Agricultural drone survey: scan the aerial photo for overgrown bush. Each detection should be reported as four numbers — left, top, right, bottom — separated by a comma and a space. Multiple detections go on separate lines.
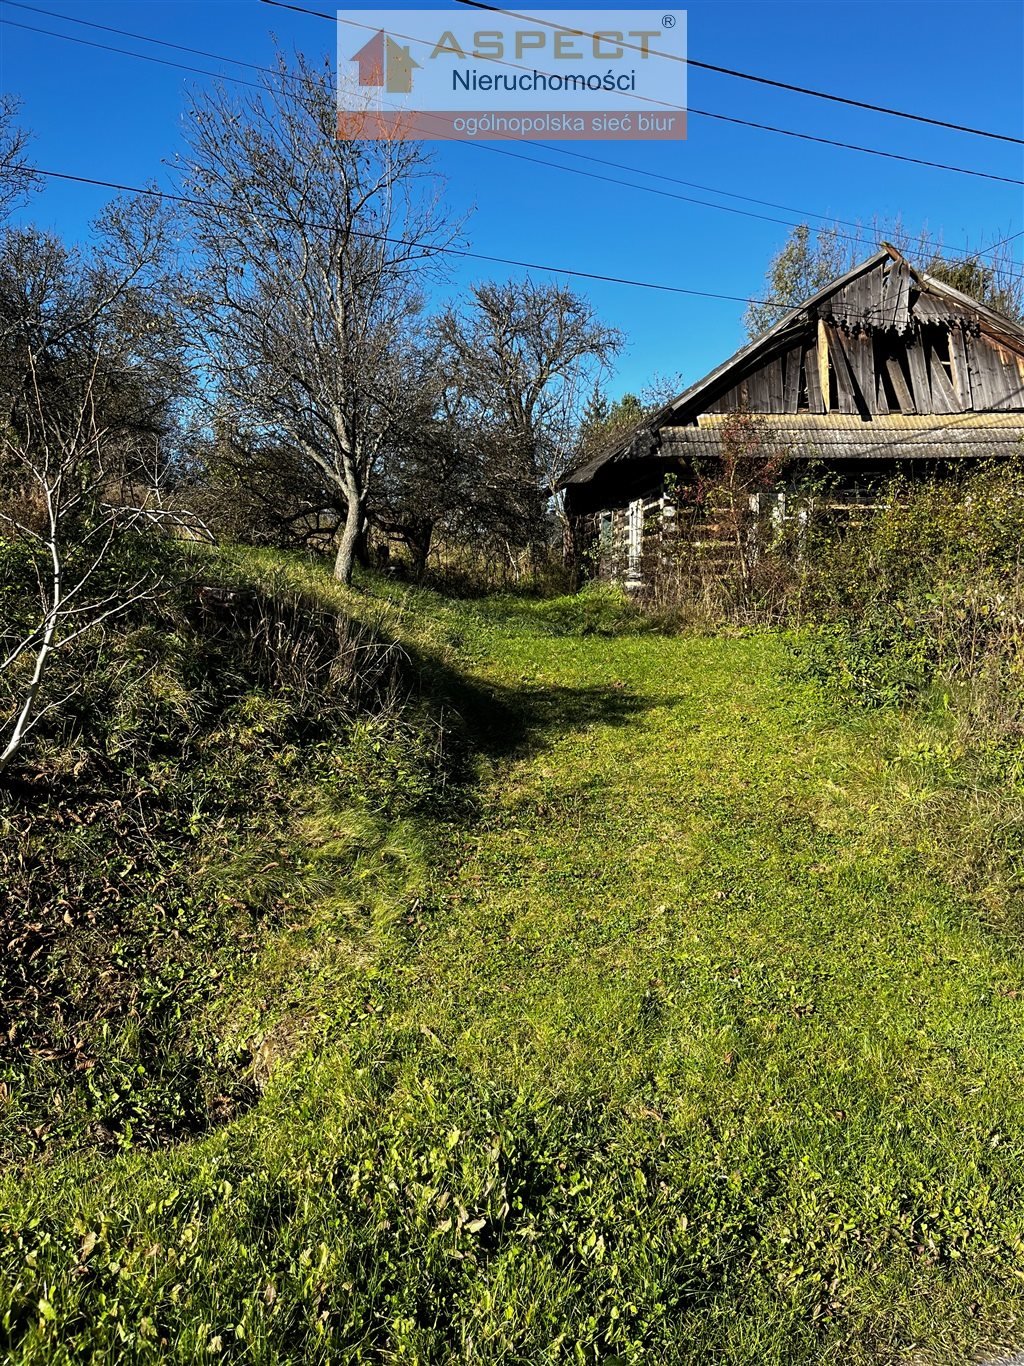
0, 542, 456, 1158
797, 461, 1024, 720
418, 538, 574, 599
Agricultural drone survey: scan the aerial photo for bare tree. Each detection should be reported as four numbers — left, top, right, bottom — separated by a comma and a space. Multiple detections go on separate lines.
0, 204, 188, 448
0, 95, 37, 222
0, 197, 189, 777
181, 53, 457, 584
434, 279, 623, 553
0, 354, 154, 776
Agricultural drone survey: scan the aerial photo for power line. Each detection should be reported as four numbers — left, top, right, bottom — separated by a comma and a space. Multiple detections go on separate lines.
687, 60, 1024, 148
0, 0, 936, 243
0, 14, 874, 249
536, 150, 1024, 262
260, 0, 1024, 187
2, 0, 309, 79
0, 2, 891, 241
20, 164, 792, 306
447, 136, 1024, 277
5, 1, 1022, 272
454, 0, 1024, 147
689, 106, 1024, 189
0, 16, 268, 92
22, 162, 924, 324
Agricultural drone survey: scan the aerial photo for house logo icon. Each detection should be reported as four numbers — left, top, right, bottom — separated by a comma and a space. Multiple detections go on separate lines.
351, 30, 421, 95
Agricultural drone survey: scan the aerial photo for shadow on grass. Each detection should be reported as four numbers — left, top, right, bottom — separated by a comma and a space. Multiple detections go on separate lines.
403, 640, 676, 767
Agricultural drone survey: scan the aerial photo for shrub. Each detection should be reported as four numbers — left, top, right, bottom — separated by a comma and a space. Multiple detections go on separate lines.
0, 545, 452, 1157
797, 460, 1024, 721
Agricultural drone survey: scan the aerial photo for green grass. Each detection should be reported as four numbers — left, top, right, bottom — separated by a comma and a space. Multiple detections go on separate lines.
3, 564, 1024, 1363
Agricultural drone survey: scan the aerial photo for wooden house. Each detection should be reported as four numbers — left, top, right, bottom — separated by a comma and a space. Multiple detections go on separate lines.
562, 245, 1024, 588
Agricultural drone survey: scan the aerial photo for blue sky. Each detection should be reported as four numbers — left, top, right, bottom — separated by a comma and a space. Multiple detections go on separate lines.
3, 0, 1023, 396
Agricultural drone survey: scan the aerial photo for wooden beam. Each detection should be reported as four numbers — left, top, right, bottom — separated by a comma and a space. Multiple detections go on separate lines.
947, 327, 973, 409
804, 340, 823, 412
817, 319, 830, 412
884, 355, 916, 414
926, 340, 960, 414
905, 335, 932, 410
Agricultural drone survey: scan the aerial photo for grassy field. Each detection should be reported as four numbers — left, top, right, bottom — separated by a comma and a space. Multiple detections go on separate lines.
3, 563, 1024, 1363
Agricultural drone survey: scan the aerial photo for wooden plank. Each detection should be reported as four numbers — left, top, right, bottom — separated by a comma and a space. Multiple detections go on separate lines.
784, 345, 803, 412
968, 335, 999, 409
896, 269, 911, 332
905, 334, 932, 410
847, 331, 877, 415
826, 326, 864, 416
925, 339, 960, 414
947, 326, 973, 409
771, 356, 785, 412
871, 262, 885, 329
817, 319, 831, 411
884, 354, 916, 413
885, 261, 911, 332
880, 262, 900, 327
972, 336, 993, 409
804, 339, 823, 412
746, 367, 769, 410
879, 266, 894, 327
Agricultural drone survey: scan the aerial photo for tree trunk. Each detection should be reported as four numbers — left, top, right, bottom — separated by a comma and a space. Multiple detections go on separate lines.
562, 512, 583, 591
333, 490, 363, 584
410, 521, 433, 582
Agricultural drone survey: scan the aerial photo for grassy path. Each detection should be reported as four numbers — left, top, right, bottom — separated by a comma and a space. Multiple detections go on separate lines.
4, 592, 1024, 1363
378, 609, 1024, 1362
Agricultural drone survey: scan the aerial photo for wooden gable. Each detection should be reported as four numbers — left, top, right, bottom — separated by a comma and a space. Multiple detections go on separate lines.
562, 246, 1024, 503
686, 254, 1024, 421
